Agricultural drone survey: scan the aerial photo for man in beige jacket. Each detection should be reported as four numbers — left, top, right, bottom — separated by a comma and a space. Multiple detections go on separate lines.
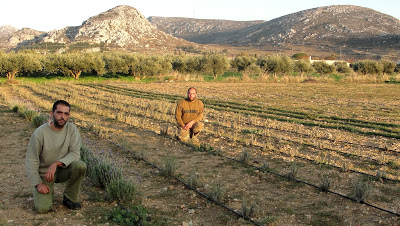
175, 87, 204, 145
26, 100, 86, 213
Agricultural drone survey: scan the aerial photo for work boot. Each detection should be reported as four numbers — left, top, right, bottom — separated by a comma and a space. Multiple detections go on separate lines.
63, 195, 82, 210
191, 135, 200, 147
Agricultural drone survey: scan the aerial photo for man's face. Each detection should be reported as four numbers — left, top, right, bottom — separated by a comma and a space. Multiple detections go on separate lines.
187, 88, 197, 101
51, 104, 70, 128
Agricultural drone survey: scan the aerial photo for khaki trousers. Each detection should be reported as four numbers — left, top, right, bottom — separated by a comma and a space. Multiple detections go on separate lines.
33, 160, 86, 213
178, 122, 204, 141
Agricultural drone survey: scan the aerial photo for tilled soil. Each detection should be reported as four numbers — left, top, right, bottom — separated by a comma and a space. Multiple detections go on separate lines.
1, 101, 399, 225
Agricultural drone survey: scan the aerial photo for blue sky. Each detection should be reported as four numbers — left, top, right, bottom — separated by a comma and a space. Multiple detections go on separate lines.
1, 0, 399, 31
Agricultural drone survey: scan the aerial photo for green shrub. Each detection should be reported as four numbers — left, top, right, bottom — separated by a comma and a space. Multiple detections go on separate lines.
32, 115, 49, 128
335, 62, 352, 73
208, 182, 226, 202
352, 178, 372, 202
106, 178, 138, 204
239, 150, 250, 163
260, 160, 270, 172
80, 146, 123, 188
351, 60, 383, 75
241, 199, 258, 217
258, 55, 294, 76
11, 105, 23, 112
22, 110, 39, 121
319, 175, 331, 192
380, 59, 396, 75
187, 171, 199, 188
312, 61, 336, 75
94, 161, 123, 188
160, 157, 177, 178
107, 205, 148, 226
294, 59, 314, 75
287, 162, 299, 180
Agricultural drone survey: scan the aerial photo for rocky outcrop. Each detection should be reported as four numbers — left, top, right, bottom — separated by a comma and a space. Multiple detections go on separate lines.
148, 17, 264, 43
0, 27, 44, 49
38, 5, 195, 50
0, 26, 18, 38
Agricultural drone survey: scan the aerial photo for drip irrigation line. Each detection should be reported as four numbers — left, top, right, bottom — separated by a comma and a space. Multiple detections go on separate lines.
146, 158, 261, 226
82, 84, 400, 139
98, 134, 261, 225
196, 144, 400, 218
225, 123, 385, 164
202, 127, 400, 183
25, 84, 399, 217
29, 82, 400, 183
237, 120, 400, 155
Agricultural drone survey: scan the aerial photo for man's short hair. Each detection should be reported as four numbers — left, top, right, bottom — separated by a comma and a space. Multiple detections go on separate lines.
187, 87, 197, 94
52, 100, 71, 112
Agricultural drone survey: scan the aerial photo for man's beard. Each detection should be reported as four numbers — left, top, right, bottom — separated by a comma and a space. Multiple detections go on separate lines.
53, 118, 67, 128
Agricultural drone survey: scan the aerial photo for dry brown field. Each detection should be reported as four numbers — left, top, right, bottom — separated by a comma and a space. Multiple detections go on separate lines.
0, 81, 399, 225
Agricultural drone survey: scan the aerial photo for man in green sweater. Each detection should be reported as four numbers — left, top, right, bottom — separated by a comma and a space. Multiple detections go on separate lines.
26, 100, 86, 213
175, 87, 204, 145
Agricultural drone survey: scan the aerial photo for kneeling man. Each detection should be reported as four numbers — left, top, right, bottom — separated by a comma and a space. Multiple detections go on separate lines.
26, 100, 86, 213
175, 87, 204, 145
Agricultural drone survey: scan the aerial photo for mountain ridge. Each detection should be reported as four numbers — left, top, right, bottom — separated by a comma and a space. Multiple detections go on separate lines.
0, 4, 399, 59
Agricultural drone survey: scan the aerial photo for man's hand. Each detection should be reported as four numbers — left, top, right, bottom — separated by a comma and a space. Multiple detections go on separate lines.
36, 183, 50, 194
184, 120, 195, 130
45, 161, 64, 182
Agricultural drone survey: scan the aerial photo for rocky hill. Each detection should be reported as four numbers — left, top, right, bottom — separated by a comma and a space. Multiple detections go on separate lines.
149, 5, 400, 58
210, 5, 400, 46
1, 5, 399, 58
5, 5, 198, 52
0, 26, 44, 50
148, 17, 264, 43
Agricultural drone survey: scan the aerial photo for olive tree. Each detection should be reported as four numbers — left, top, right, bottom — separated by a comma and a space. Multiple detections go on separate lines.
257, 55, 294, 76
294, 59, 314, 75
200, 54, 230, 79
135, 55, 172, 78
312, 61, 336, 75
103, 52, 129, 75
45, 52, 105, 79
0, 51, 42, 79
335, 62, 352, 74
351, 60, 383, 75
231, 55, 258, 72
380, 59, 396, 75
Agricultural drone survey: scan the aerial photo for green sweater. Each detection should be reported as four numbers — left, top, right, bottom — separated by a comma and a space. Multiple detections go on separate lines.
25, 122, 82, 188
175, 98, 204, 128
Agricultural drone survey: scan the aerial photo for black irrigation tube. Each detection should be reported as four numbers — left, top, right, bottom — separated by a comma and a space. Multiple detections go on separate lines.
203, 124, 400, 183
194, 144, 400, 218
254, 141, 400, 183
4, 93, 260, 225
8, 91, 399, 220
239, 120, 400, 156
213, 120, 390, 166
102, 127, 400, 218
81, 83, 400, 139
94, 132, 261, 226
40, 83, 400, 182
58, 82, 400, 159
78, 116, 400, 219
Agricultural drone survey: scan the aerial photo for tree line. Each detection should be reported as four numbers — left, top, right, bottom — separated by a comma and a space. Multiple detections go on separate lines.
0, 50, 398, 80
